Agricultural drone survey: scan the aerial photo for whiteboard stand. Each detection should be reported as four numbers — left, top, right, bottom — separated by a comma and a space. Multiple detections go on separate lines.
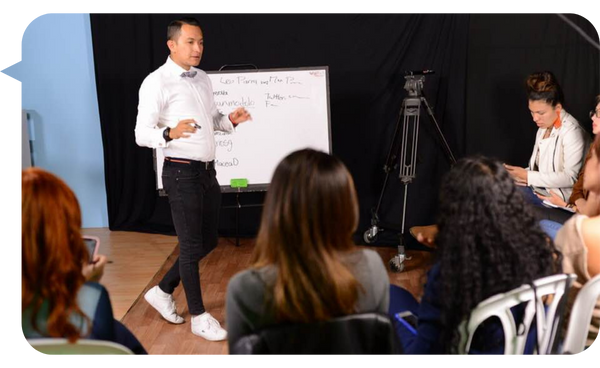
235, 191, 240, 247
221, 190, 264, 247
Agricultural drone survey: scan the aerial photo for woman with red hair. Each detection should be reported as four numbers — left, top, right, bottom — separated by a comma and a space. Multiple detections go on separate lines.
22, 167, 145, 353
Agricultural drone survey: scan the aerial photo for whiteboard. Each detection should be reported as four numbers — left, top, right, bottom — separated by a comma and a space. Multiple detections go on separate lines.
155, 67, 331, 192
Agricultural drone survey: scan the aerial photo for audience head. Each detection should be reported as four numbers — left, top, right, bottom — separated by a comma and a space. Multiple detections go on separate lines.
583, 134, 600, 194
591, 95, 600, 135
22, 167, 90, 342
435, 156, 559, 350
253, 149, 360, 323
526, 71, 564, 129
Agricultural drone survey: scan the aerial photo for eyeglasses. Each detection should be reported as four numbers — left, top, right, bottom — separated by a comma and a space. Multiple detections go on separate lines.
590, 109, 600, 118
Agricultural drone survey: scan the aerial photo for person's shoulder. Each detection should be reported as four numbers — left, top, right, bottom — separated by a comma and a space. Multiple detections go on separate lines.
355, 248, 388, 274
145, 68, 160, 79
192, 67, 207, 75
581, 216, 600, 246
561, 111, 586, 132
76, 282, 110, 315
555, 214, 587, 252
195, 69, 213, 85
79, 282, 109, 301
359, 248, 384, 263
140, 63, 170, 87
227, 267, 271, 295
227, 269, 253, 289
561, 110, 578, 124
189, 67, 208, 79
226, 267, 273, 312
80, 281, 107, 294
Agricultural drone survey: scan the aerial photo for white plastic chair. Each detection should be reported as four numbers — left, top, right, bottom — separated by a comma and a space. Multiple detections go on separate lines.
28, 338, 134, 355
457, 273, 576, 354
561, 274, 600, 354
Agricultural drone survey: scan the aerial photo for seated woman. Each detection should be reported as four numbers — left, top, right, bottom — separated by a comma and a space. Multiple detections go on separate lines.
225, 149, 390, 351
21, 168, 146, 354
529, 95, 600, 240
554, 134, 600, 348
412, 92, 598, 245
537, 95, 600, 216
505, 71, 590, 223
390, 156, 561, 354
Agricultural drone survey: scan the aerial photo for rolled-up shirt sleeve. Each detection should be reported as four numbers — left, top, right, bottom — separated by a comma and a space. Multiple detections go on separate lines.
206, 75, 235, 133
135, 77, 169, 148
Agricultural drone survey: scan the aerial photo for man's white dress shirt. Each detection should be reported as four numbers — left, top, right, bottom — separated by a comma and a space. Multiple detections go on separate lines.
135, 56, 234, 161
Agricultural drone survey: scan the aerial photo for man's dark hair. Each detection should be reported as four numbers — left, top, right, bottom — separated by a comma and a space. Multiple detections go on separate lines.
167, 17, 202, 41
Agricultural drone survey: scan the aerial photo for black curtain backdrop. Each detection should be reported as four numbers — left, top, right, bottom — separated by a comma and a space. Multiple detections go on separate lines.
90, 14, 598, 248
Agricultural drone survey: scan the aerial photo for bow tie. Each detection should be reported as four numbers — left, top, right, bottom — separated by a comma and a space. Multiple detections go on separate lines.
181, 71, 197, 78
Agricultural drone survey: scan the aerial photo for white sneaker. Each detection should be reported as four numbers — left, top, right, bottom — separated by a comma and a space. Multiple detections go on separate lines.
144, 286, 184, 324
191, 313, 227, 341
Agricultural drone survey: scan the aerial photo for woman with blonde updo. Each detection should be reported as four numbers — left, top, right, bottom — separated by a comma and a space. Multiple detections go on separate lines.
505, 71, 590, 207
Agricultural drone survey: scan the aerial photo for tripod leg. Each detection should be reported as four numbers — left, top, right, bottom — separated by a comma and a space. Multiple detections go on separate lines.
389, 184, 411, 272
373, 170, 392, 222
398, 97, 421, 183
383, 106, 406, 173
421, 97, 457, 165
389, 235, 406, 272
375, 105, 406, 214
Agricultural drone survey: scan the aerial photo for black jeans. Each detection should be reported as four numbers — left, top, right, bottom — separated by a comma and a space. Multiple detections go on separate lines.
158, 160, 221, 315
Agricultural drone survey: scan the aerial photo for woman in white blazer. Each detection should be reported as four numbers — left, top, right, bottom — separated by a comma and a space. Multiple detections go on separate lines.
505, 71, 590, 204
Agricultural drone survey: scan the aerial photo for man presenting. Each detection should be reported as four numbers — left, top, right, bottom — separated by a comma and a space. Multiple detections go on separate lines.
135, 17, 251, 341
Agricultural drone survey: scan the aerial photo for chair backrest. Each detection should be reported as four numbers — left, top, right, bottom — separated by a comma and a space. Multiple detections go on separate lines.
230, 312, 401, 354
561, 273, 600, 354
457, 273, 576, 354
28, 338, 134, 354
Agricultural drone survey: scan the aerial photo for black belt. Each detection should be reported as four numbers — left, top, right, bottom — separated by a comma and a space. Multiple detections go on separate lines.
164, 157, 215, 170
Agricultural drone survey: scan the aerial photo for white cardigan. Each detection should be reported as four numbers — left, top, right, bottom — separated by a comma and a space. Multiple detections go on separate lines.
527, 110, 590, 201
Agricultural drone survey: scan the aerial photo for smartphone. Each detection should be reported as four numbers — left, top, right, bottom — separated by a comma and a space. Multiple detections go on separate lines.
532, 186, 550, 197
395, 310, 418, 332
82, 236, 100, 264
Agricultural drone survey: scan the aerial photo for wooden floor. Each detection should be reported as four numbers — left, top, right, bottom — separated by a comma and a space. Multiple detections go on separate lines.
83, 228, 434, 354
80, 229, 178, 319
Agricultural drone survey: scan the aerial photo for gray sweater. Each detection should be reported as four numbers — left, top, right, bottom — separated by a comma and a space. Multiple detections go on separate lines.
225, 248, 389, 348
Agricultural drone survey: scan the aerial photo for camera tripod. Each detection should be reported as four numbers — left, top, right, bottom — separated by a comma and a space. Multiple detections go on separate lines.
363, 70, 456, 272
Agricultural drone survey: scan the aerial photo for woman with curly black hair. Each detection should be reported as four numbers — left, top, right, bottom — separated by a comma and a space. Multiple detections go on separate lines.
390, 156, 561, 354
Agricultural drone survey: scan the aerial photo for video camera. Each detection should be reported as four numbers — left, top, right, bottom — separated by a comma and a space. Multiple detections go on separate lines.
403, 70, 434, 97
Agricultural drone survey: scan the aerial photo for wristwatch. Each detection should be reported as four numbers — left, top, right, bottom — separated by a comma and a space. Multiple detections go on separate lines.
163, 127, 173, 142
